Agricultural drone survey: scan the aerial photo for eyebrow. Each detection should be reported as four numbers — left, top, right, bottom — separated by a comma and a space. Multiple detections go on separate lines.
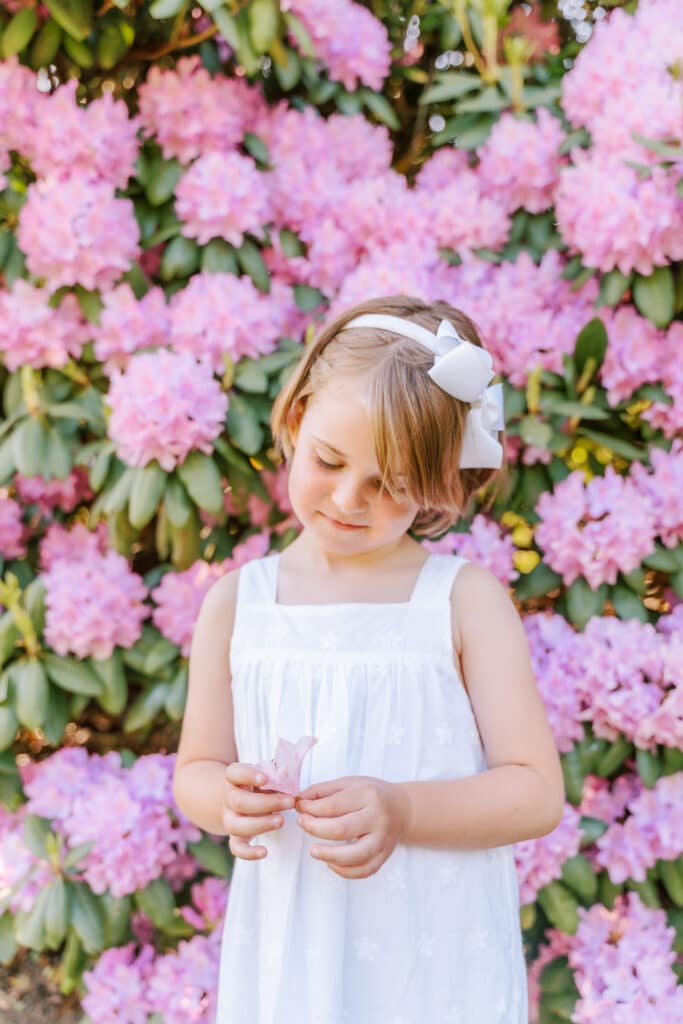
312, 436, 347, 458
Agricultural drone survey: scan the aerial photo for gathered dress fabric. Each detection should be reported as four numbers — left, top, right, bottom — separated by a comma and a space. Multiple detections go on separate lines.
215, 551, 528, 1024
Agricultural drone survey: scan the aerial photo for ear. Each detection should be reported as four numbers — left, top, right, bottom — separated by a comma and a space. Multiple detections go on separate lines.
286, 399, 306, 447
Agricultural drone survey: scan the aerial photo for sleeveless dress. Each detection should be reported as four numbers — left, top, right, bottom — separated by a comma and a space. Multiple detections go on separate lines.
215, 551, 528, 1024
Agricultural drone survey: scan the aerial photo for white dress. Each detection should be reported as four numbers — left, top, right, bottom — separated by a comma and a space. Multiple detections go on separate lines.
215, 551, 528, 1024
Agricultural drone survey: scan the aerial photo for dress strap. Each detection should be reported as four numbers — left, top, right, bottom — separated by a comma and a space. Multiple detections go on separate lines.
410, 552, 470, 607
235, 553, 279, 606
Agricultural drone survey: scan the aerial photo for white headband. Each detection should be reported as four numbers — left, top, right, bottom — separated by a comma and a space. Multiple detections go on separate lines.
343, 314, 504, 469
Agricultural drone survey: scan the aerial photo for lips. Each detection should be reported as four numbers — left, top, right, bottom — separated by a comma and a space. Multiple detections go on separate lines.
323, 513, 366, 529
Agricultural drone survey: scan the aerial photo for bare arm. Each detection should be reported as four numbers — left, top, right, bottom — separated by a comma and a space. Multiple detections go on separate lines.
396, 563, 565, 849
172, 568, 240, 836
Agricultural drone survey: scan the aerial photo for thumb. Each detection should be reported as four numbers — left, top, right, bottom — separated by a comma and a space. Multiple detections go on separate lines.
297, 777, 350, 802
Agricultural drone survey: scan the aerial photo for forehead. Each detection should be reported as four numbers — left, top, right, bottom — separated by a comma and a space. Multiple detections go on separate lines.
303, 387, 376, 460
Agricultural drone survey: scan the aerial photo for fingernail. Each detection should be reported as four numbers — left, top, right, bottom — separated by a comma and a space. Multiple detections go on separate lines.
297, 815, 303, 825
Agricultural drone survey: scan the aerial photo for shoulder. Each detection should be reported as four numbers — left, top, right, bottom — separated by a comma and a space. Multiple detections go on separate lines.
449, 560, 520, 652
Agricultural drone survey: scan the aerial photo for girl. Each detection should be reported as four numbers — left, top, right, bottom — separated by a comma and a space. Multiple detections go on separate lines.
173, 294, 565, 1024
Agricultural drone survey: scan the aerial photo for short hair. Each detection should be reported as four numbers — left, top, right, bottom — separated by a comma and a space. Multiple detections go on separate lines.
270, 294, 507, 537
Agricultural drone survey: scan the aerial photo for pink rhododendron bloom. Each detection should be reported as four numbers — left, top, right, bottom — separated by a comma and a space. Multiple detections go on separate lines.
0, 495, 26, 559
523, 612, 584, 753
256, 736, 318, 796
145, 933, 221, 1024
152, 561, 231, 657
594, 773, 683, 884
137, 55, 266, 163
568, 892, 683, 1021
580, 772, 643, 828
630, 440, 683, 548
0, 56, 40, 162
107, 349, 228, 471
82, 942, 157, 1024
26, 78, 140, 188
555, 153, 683, 276
0, 281, 90, 371
93, 283, 171, 370
443, 250, 600, 386
43, 548, 148, 659
599, 305, 667, 405
39, 520, 109, 571
175, 151, 272, 246
14, 467, 92, 517
17, 176, 140, 291
415, 166, 511, 254
179, 877, 229, 932
284, 0, 391, 91
169, 274, 292, 375
476, 108, 566, 214
514, 802, 582, 904
534, 467, 657, 588
641, 321, 683, 440
422, 514, 518, 586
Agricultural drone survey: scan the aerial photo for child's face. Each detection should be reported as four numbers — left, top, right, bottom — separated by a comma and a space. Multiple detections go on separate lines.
287, 384, 420, 556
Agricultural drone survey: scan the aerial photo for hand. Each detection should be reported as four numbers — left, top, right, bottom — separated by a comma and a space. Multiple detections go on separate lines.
223, 761, 296, 861
295, 776, 410, 880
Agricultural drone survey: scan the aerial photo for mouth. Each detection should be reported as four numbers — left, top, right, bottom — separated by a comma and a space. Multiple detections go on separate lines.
322, 513, 367, 530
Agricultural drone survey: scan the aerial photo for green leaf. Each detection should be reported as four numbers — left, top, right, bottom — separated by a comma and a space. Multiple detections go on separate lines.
0, 706, 18, 751
235, 237, 270, 293
71, 881, 106, 953
164, 663, 187, 719
519, 415, 552, 448
43, 653, 103, 696
149, 0, 187, 17
88, 444, 114, 492
458, 86, 509, 114
211, 4, 239, 46
14, 885, 50, 951
282, 11, 315, 57
235, 360, 269, 394
12, 417, 49, 477
44, 426, 72, 481
62, 31, 94, 67
28, 17, 62, 68
561, 854, 598, 903
145, 157, 183, 207
43, 877, 69, 950
594, 735, 632, 777
565, 578, 606, 630
123, 681, 168, 731
122, 625, 178, 675
22, 814, 53, 859
164, 475, 193, 528
176, 451, 224, 515
247, 0, 279, 53
293, 284, 325, 312
419, 71, 481, 104
573, 318, 608, 376
201, 238, 239, 274
513, 561, 562, 600
538, 396, 609, 420
596, 268, 632, 308
95, 13, 134, 70
610, 583, 649, 622
361, 89, 400, 130
537, 881, 579, 934
632, 266, 675, 328
91, 650, 128, 716
24, 578, 46, 639
102, 466, 136, 514
159, 235, 200, 282
560, 747, 584, 806
636, 747, 661, 788
135, 877, 176, 928
578, 815, 608, 846
576, 427, 647, 462
2, 7, 38, 57
0, 911, 18, 965
129, 462, 166, 529
44, 0, 93, 42
226, 393, 264, 455
187, 834, 231, 877
15, 658, 49, 731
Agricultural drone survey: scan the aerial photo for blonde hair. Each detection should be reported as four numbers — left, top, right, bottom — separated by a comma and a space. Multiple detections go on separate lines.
270, 294, 507, 537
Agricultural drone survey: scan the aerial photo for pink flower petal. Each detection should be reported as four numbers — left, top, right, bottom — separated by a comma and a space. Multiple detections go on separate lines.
256, 736, 318, 796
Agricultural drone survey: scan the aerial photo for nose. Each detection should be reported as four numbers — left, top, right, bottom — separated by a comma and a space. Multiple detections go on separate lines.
331, 474, 367, 514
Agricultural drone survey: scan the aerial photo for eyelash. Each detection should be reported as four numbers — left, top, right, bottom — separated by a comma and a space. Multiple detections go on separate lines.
314, 454, 383, 489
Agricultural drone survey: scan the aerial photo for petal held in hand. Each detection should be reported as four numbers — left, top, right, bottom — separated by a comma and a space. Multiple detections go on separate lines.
255, 735, 318, 796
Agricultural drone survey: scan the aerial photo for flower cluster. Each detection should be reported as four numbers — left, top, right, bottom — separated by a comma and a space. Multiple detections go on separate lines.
0, 282, 90, 371
514, 803, 582, 905
175, 151, 272, 247
0, 494, 26, 559
92, 284, 171, 370
422, 514, 518, 586
42, 539, 148, 660
476, 109, 566, 214
534, 467, 657, 588
14, 467, 92, 517
106, 350, 228, 470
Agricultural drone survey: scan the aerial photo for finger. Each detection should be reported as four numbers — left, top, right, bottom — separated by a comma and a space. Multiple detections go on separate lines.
225, 762, 266, 789
297, 778, 350, 802
229, 788, 295, 816
297, 790, 358, 818
298, 810, 366, 842
224, 810, 285, 838
328, 854, 385, 880
229, 835, 267, 860
310, 834, 376, 867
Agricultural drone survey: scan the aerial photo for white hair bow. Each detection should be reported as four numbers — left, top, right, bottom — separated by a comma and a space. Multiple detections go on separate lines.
343, 314, 504, 469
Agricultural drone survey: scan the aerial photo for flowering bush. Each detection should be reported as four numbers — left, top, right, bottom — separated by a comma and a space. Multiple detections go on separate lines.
1, 1, 682, 1020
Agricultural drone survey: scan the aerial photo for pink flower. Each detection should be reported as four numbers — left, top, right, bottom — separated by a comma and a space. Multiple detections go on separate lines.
284, 0, 391, 91
92, 284, 171, 370
43, 548, 148, 660
630, 441, 683, 548
175, 151, 272, 247
17, 176, 140, 291
0, 281, 90, 371
39, 521, 109, 571
152, 561, 231, 657
534, 467, 657, 588
256, 736, 318, 796
514, 802, 582, 904
137, 55, 266, 163
0, 495, 26, 559
106, 350, 228, 471
476, 108, 566, 214
423, 514, 518, 586
14, 467, 92, 517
